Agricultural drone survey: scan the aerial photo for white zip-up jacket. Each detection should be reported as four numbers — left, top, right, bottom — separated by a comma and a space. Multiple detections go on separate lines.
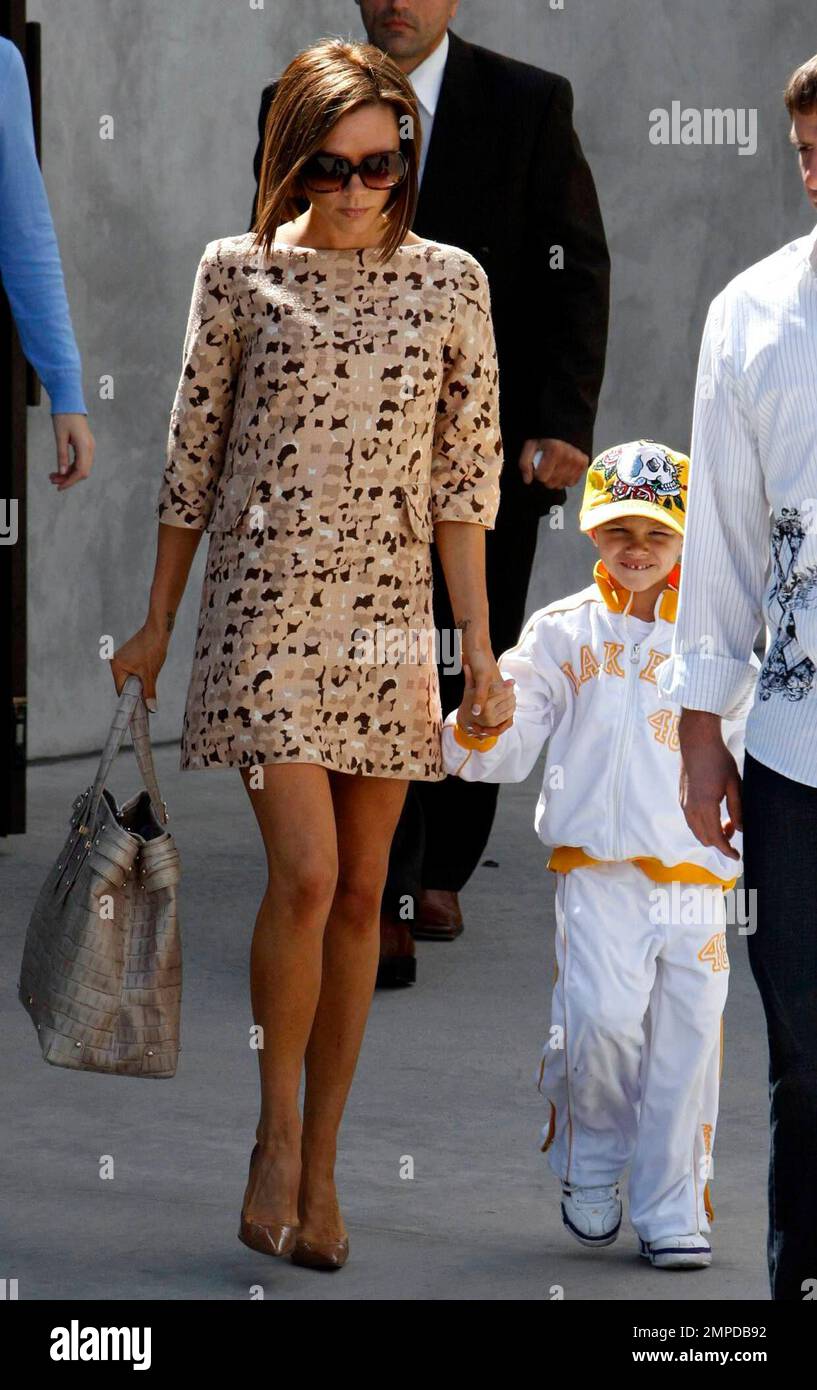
441, 560, 760, 888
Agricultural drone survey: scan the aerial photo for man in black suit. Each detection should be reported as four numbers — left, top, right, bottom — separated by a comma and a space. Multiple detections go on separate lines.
250, 2, 610, 985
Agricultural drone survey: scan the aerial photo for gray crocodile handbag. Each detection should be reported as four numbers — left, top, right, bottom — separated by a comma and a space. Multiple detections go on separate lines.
18, 675, 182, 1077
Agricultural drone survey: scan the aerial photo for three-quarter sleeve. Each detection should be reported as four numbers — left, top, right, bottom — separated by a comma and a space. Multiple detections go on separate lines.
430, 258, 503, 528
155, 240, 243, 529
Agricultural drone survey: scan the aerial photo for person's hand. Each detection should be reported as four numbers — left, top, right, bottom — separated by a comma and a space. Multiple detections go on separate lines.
518, 437, 588, 490
678, 709, 742, 861
49, 413, 95, 490
458, 659, 515, 739
109, 621, 169, 711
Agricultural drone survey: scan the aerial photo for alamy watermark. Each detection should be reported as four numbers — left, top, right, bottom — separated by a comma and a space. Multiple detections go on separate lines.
649, 102, 758, 156
649, 883, 757, 935
0, 499, 18, 545
349, 623, 462, 672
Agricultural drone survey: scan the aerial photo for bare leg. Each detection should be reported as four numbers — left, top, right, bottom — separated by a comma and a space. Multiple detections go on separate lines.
299, 772, 410, 1241
238, 763, 339, 1225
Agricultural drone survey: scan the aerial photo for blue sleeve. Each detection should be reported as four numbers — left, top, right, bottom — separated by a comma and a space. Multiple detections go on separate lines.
0, 39, 87, 414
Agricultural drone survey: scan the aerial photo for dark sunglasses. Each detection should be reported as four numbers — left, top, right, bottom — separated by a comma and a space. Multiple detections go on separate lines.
300, 150, 408, 193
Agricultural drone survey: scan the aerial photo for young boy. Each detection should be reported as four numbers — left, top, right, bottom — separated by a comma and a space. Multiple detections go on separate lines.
441, 440, 760, 1270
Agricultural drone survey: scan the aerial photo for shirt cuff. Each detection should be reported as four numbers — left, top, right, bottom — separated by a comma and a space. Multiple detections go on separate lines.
656, 652, 758, 717
45, 372, 88, 415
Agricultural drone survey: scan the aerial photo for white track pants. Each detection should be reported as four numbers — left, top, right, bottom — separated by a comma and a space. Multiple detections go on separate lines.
538, 862, 729, 1242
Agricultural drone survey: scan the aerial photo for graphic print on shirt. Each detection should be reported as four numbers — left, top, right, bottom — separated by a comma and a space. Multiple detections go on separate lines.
560, 645, 668, 695
758, 507, 817, 703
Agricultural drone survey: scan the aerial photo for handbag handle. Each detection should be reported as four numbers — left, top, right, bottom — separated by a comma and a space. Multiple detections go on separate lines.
85, 675, 168, 831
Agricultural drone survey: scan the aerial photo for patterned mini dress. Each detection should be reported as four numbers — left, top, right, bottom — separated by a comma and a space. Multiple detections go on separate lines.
156, 232, 503, 779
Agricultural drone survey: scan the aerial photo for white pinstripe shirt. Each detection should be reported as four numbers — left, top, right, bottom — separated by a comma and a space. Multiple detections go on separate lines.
657, 221, 817, 787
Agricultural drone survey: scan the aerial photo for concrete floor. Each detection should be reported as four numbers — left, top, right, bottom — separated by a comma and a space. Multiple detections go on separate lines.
2, 738, 771, 1301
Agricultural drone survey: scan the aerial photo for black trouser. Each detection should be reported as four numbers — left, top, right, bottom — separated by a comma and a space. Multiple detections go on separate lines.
742, 749, 817, 1301
382, 488, 541, 911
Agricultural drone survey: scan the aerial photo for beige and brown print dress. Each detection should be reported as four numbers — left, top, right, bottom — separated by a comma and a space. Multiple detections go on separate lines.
155, 232, 503, 779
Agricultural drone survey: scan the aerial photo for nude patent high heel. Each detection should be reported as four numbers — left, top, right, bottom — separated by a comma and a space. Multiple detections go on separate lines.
290, 1232, 349, 1271
237, 1143, 299, 1257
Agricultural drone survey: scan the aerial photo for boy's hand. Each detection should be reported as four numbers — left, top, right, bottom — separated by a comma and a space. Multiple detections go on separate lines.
457, 661, 516, 739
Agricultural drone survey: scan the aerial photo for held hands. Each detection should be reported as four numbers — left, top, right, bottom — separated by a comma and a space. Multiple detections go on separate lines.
457, 659, 516, 740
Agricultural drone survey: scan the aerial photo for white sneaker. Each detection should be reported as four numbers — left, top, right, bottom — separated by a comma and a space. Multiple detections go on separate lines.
639, 1233, 712, 1269
560, 1182, 622, 1247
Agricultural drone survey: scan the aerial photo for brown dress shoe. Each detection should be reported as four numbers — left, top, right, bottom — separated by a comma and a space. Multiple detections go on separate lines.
376, 910, 416, 987
411, 888, 464, 941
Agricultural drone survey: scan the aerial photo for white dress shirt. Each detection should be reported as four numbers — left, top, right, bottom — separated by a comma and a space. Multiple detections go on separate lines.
407, 29, 449, 187
657, 221, 817, 787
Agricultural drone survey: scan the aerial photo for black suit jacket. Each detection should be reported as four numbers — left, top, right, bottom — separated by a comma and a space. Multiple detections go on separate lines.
249, 28, 610, 520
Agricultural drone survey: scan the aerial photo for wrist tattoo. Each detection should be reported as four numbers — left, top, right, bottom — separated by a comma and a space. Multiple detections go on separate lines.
165, 611, 175, 634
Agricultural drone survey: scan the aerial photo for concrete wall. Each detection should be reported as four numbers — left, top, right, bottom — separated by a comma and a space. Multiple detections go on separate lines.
25, 0, 816, 758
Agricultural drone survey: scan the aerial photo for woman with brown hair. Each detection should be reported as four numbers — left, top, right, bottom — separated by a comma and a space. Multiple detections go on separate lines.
110, 37, 505, 1272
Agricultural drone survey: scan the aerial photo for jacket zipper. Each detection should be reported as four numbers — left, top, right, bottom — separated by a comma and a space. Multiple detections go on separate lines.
610, 640, 641, 860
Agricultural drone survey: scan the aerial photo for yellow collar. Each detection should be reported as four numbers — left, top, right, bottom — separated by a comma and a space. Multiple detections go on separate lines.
593, 559, 679, 623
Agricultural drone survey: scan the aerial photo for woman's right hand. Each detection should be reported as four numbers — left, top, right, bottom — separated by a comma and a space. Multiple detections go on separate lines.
109, 621, 169, 711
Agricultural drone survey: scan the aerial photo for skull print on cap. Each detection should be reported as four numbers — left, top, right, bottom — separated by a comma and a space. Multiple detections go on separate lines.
578, 439, 689, 537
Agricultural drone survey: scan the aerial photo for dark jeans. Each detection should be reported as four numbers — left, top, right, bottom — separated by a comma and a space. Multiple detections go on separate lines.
742, 749, 817, 1301
382, 490, 541, 910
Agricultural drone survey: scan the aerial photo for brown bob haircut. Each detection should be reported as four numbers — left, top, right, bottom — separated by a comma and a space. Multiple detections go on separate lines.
784, 53, 817, 118
251, 38, 421, 265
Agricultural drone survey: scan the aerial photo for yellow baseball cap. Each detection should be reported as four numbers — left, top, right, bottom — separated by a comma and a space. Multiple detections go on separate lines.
579, 440, 689, 537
